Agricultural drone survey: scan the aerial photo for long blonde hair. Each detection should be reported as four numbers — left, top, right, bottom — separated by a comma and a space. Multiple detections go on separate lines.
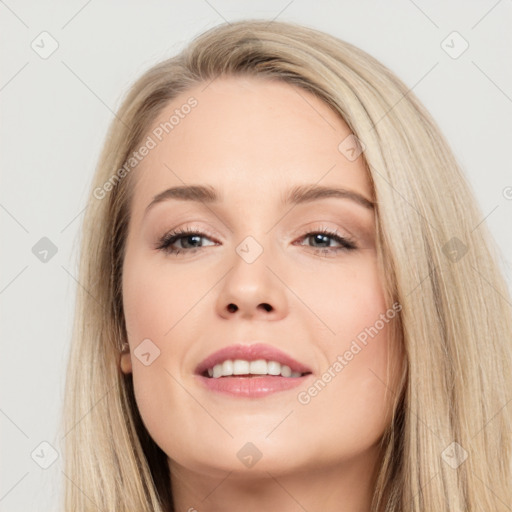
59, 19, 512, 511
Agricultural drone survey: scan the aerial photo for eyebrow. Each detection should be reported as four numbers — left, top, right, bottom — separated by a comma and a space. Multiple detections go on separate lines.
144, 183, 374, 216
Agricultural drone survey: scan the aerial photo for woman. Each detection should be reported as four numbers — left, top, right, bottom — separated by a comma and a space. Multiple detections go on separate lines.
60, 19, 512, 511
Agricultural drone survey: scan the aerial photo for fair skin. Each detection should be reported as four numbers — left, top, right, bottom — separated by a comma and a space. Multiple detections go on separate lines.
120, 76, 403, 512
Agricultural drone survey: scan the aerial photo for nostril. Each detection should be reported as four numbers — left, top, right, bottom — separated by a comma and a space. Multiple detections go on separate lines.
227, 304, 238, 312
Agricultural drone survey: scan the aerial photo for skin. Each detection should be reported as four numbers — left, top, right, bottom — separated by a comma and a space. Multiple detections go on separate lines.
120, 76, 403, 512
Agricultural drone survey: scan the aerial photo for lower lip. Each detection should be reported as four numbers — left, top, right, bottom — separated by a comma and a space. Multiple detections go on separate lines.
195, 374, 310, 398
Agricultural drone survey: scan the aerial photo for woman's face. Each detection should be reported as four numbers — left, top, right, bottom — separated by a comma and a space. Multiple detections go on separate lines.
121, 76, 402, 481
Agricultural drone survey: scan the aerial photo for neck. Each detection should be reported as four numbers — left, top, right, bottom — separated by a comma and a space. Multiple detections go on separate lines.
168, 443, 382, 512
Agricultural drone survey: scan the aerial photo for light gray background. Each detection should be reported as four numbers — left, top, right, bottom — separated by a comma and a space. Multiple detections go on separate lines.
1, 1, 511, 510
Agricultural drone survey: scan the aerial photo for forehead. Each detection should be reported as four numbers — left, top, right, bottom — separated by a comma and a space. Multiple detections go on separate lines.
129, 76, 372, 215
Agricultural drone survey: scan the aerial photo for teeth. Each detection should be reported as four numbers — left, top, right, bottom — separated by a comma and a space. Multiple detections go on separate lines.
233, 359, 250, 375
281, 365, 292, 378
212, 364, 223, 378
249, 359, 267, 374
206, 359, 304, 379
267, 360, 281, 375
222, 360, 234, 376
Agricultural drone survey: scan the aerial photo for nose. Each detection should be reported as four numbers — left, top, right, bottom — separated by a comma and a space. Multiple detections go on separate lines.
215, 239, 289, 321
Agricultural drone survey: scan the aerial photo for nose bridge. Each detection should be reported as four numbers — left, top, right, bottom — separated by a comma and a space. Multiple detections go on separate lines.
231, 231, 274, 294
227, 196, 279, 265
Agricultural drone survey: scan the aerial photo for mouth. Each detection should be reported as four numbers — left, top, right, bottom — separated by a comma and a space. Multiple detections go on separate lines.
194, 343, 313, 398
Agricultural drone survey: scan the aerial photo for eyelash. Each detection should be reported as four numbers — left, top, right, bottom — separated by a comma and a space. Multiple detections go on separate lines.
155, 226, 357, 257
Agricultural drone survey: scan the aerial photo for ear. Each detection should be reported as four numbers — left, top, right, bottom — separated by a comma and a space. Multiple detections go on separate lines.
120, 349, 133, 374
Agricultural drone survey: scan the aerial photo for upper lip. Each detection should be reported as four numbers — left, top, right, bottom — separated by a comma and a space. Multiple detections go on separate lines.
195, 343, 313, 376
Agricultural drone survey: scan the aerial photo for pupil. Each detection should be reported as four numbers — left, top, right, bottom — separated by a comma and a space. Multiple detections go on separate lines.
184, 235, 201, 248
314, 234, 328, 247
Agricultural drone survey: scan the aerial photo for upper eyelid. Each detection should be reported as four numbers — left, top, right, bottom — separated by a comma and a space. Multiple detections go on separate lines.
160, 225, 350, 238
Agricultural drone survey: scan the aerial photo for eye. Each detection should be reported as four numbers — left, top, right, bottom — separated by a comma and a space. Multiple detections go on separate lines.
294, 227, 357, 256
155, 226, 357, 256
155, 227, 218, 256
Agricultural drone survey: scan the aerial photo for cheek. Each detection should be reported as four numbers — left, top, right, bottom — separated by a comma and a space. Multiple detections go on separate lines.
122, 252, 207, 343
121, 251, 202, 444
295, 339, 397, 465
302, 326, 397, 454
293, 253, 398, 441
293, 250, 388, 342
123, 272, 168, 342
